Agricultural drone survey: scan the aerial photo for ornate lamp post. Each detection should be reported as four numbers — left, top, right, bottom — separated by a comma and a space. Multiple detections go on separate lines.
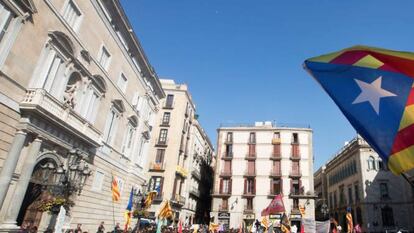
133, 182, 148, 232
36, 149, 92, 212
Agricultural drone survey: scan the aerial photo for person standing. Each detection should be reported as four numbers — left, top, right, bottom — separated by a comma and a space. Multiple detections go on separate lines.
75, 224, 83, 233
354, 222, 361, 233
97, 222, 105, 233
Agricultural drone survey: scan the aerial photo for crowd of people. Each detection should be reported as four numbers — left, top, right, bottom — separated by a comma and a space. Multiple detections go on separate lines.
18, 218, 365, 233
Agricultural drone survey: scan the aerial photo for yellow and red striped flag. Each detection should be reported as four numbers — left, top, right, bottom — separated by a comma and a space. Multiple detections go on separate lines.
111, 177, 120, 202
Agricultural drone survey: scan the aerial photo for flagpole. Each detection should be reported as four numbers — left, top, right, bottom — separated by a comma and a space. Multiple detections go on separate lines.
401, 172, 414, 187
111, 174, 116, 233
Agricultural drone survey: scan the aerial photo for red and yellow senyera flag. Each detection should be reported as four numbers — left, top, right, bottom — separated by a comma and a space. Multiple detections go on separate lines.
111, 177, 121, 202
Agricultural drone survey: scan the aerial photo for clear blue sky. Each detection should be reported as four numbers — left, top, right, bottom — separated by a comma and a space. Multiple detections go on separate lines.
121, 0, 414, 170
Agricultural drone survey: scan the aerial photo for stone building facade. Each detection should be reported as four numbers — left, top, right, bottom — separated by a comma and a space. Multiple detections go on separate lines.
315, 136, 414, 232
211, 122, 315, 230
0, 0, 164, 232
146, 79, 214, 225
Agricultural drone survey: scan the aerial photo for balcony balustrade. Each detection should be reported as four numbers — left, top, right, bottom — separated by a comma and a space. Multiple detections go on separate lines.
21, 88, 101, 147
149, 162, 165, 172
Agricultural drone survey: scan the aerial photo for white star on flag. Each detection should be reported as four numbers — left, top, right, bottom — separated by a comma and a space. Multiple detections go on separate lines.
352, 76, 396, 114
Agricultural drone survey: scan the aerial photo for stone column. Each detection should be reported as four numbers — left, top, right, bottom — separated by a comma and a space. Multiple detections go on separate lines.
1, 137, 42, 228
0, 130, 27, 210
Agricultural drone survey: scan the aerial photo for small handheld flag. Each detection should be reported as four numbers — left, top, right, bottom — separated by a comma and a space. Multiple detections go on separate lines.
111, 177, 120, 202
304, 45, 414, 175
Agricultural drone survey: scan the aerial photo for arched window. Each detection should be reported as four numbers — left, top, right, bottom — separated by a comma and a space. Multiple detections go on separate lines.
30, 31, 75, 93
76, 75, 107, 123
368, 156, 375, 170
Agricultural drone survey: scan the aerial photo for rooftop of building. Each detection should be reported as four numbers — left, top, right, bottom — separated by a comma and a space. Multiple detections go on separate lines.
218, 121, 312, 131
159, 79, 195, 109
315, 135, 371, 175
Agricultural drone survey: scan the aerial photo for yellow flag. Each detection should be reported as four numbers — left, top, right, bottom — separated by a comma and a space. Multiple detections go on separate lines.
158, 200, 173, 219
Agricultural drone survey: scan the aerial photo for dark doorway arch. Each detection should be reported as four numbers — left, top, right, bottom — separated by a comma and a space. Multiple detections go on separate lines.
16, 157, 60, 227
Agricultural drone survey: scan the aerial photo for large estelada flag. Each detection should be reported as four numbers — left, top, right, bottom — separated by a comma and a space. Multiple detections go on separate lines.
261, 194, 285, 216
304, 45, 414, 174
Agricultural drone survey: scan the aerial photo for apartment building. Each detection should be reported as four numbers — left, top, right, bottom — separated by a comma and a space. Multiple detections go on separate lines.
0, 0, 164, 232
146, 79, 214, 225
315, 136, 414, 232
211, 122, 315, 230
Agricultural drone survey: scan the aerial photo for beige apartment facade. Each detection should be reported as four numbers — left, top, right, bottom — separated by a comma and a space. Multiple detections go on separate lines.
0, 0, 164, 232
211, 122, 315, 230
315, 136, 414, 232
146, 79, 214, 225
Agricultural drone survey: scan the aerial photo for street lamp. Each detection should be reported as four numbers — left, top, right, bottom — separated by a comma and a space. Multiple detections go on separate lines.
51, 149, 92, 195
133, 182, 149, 232
34, 149, 92, 212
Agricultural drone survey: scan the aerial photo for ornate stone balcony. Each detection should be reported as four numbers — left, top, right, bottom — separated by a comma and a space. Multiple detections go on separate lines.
20, 88, 101, 147
171, 194, 186, 206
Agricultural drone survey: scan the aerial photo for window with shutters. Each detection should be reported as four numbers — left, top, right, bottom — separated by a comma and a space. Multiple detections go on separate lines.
248, 144, 256, 157
223, 161, 231, 174
272, 160, 281, 175
165, 94, 174, 108
222, 179, 231, 194
249, 132, 256, 144
61, 0, 82, 32
226, 132, 233, 143
368, 156, 375, 170
246, 198, 253, 210
348, 186, 353, 204
121, 119, 137, 158
103, 107, 120, 145
291, 179, 300, 195
0, 2, 23, 68
354, 183, 360, 201
273, 143, 281, 158
155, 149, 165, 165
98, 45, 111, 71
117, 73, 128, 93
0, 2, 15, 43
271, 179, 282, 195
245, 178, 255, 194
291, 161, 300, 176
247, 161, 255, 175
339, 185, 345, 205
225, 144, 233, 157
221, 199, 228, 210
